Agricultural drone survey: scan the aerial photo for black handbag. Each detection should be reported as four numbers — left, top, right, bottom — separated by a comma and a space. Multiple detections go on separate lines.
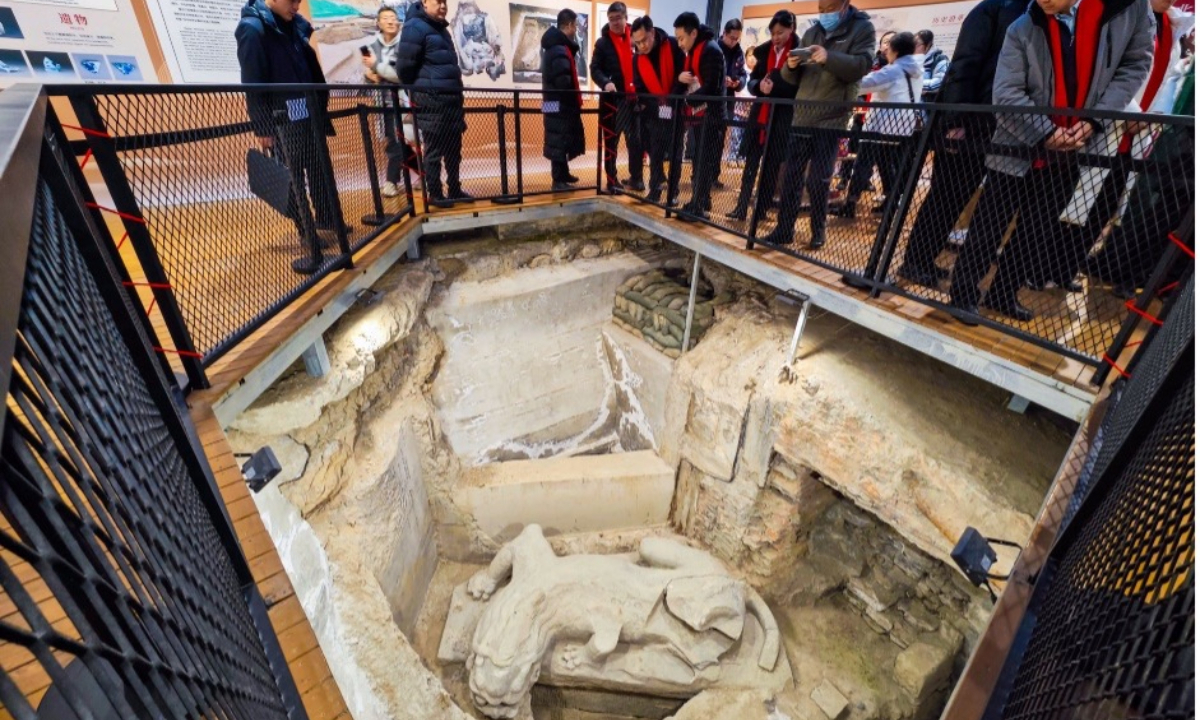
246, 147, 292, 217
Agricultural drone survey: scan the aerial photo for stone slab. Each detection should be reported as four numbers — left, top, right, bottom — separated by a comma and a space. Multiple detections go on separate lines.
809, 679, 849, 720
459, 451, 675, 541
427, 253, 655, 463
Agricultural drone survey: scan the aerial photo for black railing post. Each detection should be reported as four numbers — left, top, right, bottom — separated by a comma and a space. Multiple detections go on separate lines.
864, 105, 938, 296
67, 94, 209, 390
494, 101, 519, 204
595, 92, 605, 192
307, 89, 352, 263
747, 102, 777, 249
394, 88, 417, 218
358, 102, 387, 226
513, 90, 525, 201
1092, 206, 1194, 386
666, 96, 684, 217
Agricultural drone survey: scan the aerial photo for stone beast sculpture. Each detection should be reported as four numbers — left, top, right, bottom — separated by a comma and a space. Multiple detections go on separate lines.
447, 524, 782, 719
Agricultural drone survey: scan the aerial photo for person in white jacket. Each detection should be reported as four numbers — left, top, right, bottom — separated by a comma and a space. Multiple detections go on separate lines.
363, 6, 417, 198
837, 31, 924, 217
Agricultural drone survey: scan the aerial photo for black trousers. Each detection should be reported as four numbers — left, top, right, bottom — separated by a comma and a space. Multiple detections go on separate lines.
775, 128, 842, 237
733, 117, 789, 215
551, 159, 572, 183
686, 118, 724, 210
901, 137, 987, 274
643, 112, 684, 195
421, 124, 463, 196
275, 120, 341, 260
949, 165, 1082, 307
847, 138, 903, 202
600, 94, 643, 184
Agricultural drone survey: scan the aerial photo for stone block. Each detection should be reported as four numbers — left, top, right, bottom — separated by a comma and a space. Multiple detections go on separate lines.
459, 451, 675, 541
893, 641, 956, 703
809, 679, 849, 720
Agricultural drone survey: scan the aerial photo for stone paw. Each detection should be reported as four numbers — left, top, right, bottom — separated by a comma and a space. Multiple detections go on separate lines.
468, 572, 497, 601
561, 645, 585, 671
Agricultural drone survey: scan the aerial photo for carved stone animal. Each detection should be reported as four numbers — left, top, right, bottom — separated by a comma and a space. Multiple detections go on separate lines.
461, 524, 781, 719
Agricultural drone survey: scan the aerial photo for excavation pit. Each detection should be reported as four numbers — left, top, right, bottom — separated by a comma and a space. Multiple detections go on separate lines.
227, 214, 1072, 720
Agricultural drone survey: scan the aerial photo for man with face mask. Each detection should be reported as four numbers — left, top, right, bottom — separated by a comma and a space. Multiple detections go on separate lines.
759, 0, 874, 249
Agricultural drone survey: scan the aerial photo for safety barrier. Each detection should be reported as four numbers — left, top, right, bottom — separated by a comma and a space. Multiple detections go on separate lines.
41, 83, 1193, 389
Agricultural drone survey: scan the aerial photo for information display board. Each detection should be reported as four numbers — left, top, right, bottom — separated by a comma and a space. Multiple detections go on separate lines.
0, 0, 156, 86
143, 0, 243, 83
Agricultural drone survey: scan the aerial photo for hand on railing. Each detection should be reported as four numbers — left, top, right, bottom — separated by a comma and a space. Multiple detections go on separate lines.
257, 135, 274, 150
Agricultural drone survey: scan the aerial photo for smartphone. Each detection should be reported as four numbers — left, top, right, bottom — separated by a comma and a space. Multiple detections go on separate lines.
789, 47, 812, 60
359, 45, 371, 57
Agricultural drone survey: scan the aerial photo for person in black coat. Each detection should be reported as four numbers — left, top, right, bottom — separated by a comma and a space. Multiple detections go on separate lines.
591, 2, 644, 192
397, 0, 473, 207
895, 0, 1025, 288
235, 0, 344, 275
631, 16, 686, 205
674, 12, 726, 221
727, 10, 799, 221
542, 9, 586, 190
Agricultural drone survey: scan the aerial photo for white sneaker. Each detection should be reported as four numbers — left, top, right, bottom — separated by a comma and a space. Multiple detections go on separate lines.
381, 181, 400, 198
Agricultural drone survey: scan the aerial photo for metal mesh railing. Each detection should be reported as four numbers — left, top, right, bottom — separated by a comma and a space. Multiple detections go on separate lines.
0, 127, 302, 719
51, 85, 415, 376
40, 84, 1195, 389
985, 277, 1194, 720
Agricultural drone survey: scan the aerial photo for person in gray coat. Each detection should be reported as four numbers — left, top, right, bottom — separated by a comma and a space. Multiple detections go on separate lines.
947, 0, 1153, 321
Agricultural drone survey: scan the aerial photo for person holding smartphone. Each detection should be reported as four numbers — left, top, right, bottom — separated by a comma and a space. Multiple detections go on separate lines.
362, 6, 415, 199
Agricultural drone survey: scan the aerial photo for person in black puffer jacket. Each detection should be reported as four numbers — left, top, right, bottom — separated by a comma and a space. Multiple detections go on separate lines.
397, 0, 472, 207
541, 9, 586, 189
673, 12, 726, 221
235, 0, 344, 276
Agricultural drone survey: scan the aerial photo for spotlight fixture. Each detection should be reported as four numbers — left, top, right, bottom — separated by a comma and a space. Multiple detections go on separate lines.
952, 526, 1022, 602
355, 288, 384, 307
240, 447, 282, 493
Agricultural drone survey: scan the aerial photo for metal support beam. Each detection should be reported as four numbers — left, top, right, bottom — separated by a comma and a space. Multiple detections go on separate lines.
1007, 394, 1032, 414
681, 251, 702, 354
301, 339, 330, 378
780, 294, 812, 384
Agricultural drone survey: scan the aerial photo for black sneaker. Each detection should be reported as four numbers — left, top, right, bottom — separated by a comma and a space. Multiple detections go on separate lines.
606, 178, 624, 193
292, 256, 323, 275
626, 179, 646, 192
678, 203, 708, 222
566, 174, 581, 183
552, 181, 574, 192
726, 207, 748, 221
760, 228, 795, 246
982, 295, 1035, 322
428, 194, 454, 209
447, 188, 475, 204
896, 264, 943, 289
809, 228, 826, 250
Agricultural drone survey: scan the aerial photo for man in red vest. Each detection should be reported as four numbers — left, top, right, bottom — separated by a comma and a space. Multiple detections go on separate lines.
631, 15, 686, 206
947, 0, 1154, 322
591, 2, 645, 193
673, 11, 728, 221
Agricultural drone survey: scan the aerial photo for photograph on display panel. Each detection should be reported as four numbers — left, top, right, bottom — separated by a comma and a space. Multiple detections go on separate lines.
740, 0, 975, 53
453, 0, 508, 82
509, 1, 588, 85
